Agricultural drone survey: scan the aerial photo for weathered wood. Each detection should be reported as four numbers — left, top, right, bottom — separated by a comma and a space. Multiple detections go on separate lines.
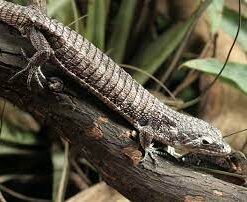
0, 23, 246, 202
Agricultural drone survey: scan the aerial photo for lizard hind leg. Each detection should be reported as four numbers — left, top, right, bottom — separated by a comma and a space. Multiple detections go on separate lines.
9, 27, 51, 90
28, 0, 47, 13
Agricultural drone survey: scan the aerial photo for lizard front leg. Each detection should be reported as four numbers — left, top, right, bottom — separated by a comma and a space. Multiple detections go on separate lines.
10, 27, 51, 90
138, 123, 180, 163
137, 124, 159, 163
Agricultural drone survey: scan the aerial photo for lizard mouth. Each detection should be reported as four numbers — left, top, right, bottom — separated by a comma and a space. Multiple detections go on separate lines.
194, 146, 231, 156
180, 143, 232, 156
180, 139, 232, 156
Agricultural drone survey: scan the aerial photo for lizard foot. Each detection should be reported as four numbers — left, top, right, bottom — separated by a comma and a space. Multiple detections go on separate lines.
9, 64, 46, 90
9, 49, 47, 90
141, 144, 160, 165
141, 145, 180, 165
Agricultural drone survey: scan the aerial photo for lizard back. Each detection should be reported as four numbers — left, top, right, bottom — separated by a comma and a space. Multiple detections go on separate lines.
33, 9, 175, 130
0, 0, 173, 132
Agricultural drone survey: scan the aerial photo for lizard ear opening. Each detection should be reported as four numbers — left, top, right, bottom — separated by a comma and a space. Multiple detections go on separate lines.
201, 137, 213, 145
202, 139, 210, 145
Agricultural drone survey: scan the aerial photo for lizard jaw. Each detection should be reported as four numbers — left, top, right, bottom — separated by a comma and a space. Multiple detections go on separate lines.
191, 144, 232, 156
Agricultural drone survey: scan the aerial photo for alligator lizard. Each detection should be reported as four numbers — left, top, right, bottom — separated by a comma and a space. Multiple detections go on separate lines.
0, 0, 231, 159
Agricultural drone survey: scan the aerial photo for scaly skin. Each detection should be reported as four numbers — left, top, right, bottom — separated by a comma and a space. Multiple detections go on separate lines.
0, 0, 231, 157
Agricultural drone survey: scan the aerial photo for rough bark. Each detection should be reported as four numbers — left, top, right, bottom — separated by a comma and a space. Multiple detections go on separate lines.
0, 23, 246, 202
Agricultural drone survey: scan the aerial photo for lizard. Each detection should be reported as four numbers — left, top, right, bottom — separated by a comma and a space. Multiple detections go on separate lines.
0, 0, 231, 160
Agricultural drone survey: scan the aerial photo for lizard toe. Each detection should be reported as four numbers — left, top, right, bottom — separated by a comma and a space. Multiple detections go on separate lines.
20, 48, 30, 61
9, 64, 31, 82
34, 71, 44, 89
28, 66, 46, 89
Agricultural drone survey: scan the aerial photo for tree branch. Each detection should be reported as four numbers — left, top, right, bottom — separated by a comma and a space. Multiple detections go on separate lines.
0, 23, 246, 202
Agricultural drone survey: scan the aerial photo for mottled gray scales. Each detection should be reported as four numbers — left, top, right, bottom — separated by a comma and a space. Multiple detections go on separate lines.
67, 50, 81, 66
72, 32, 79, 47
103, 66, 120, 97
61, 26, 70, 41
136, 90, 150, 117
92, 55, 109, 88
66, 50, 82, 67
83, 60, 100, 80
87, 50, 104, 83
148, 99, 164, 125
74, 34, 84, 50
132, 84, 144, 114
142, 93, 154, 116
118, 74, 133, 105
85, 43, 97, 63
67, 30, 78, 46
13, 6, 25, 27
13, 6, 23, 26
122, 81, 139, 115
48, 20, 58, 34
58, 46, 74, 62
35, 14, 46, 30
74, 52, 91, 72
80, 56, 97, 79
74, 37, 89, 57
121, 79, 134, 112
45, 18, 53, 32
100, 62, 118, 94
64, 47, 78, 63
50, 36, 63, 49
53, 21, 64, 37
1, 3, 10, 21
85, 40, 91, 56
86, 64, 100, 83
109, 68, 127, 102
116, 75, 132, 108
0, 0, 232, 157
9, 5, 17, 24
78, 37, 88, 54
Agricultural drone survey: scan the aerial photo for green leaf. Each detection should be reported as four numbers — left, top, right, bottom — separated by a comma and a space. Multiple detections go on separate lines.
13, 0, 26, 5
0, 143, 33, 155
70, 0, 81, 32
107, 0, 137, 63
207, 0, 224, 33
131, 0, 212, 84
221, 8, 247, 52
48, 0, 85, 34
131, 22, 191, 84
86, 0, 107, 50
0, 122, 39, 146
181, 59, 247, 95
47, 0, 71, 17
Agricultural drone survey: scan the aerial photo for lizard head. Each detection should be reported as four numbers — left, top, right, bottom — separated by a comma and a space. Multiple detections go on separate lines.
173, 115, 231, 156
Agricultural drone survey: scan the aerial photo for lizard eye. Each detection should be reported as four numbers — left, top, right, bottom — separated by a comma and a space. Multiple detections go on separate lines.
202, 139, 210, 145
